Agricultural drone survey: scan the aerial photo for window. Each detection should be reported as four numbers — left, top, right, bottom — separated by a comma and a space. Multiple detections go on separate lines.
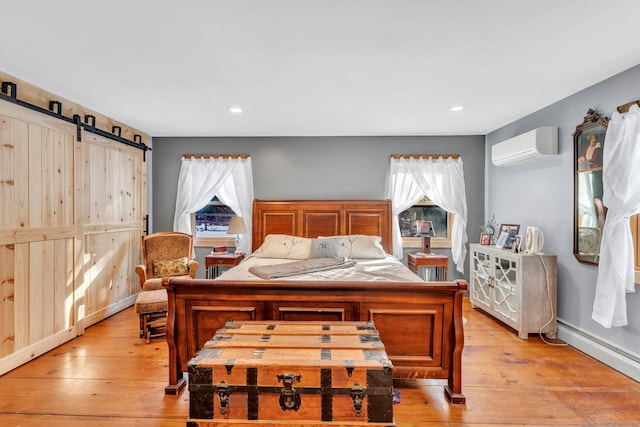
191, 197, 237, 247
399, 198, 453, 249
174, 155, 253, 252
389, 155, 468, 270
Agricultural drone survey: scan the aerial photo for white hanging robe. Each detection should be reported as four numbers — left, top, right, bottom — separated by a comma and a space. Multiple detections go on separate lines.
592, 104, 640, 328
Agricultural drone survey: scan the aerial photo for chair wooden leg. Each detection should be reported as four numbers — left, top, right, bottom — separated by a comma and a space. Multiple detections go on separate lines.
145, 314, 151, 344
139, 314, 145, 339
142, 312, 167, 343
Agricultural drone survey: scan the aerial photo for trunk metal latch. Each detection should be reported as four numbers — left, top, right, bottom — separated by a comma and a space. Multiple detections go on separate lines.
277, 373, 302, 411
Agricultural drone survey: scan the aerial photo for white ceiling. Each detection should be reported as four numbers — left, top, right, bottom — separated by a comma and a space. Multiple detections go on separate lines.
2, 0, 640, 137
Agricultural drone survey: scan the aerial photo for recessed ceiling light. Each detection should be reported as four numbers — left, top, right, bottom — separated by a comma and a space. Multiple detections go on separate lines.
449, 105, 465, 112
229, 106, 243, 114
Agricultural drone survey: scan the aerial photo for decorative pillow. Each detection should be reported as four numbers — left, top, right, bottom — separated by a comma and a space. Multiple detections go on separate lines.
308, 238, 341, 259
253, 234, 312, 259
153, 257, 189, 277
318, 235, 386, 259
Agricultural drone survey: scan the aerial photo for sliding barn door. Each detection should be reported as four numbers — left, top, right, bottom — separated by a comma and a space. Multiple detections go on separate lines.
0, 103, 77, 369
0, 92, 147, 375
81, 132, 146, 325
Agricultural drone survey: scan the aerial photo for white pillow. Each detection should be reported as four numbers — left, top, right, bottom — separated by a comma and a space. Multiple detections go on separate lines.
318, 235, 386, 259
253, 234, 312, 259
308, 238, 341, 259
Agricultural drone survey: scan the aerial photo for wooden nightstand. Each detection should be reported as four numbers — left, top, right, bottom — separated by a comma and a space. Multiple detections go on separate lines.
407, 252, 448, 281
205, 253, 245, 279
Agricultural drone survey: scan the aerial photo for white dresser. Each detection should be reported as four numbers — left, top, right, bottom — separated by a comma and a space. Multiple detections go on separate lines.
469, 244, 558, 339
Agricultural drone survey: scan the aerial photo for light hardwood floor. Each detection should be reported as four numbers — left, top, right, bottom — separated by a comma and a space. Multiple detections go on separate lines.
1, 298, 639, 426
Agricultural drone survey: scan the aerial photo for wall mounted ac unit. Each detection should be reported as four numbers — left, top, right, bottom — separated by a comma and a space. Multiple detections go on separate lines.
491, 126, 558, 167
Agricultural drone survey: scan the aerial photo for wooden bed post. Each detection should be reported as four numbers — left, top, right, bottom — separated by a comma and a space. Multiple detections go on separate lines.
163, 277, 187, 395
445, 280, 467, 404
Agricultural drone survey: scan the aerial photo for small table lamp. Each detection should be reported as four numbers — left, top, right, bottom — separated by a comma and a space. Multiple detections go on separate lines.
227, 216, 247, 254
417, 220, 435, 254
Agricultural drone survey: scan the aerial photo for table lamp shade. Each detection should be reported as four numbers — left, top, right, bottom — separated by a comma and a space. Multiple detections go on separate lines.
227, 216, 247, 235
227, 216, 247, 254
418, 220, 435, 237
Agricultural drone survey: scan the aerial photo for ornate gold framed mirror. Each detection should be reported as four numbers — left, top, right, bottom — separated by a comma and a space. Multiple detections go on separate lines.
574, 109, 608, 265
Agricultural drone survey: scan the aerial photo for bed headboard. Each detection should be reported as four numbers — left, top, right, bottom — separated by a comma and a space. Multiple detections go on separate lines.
252, 200, 393, 253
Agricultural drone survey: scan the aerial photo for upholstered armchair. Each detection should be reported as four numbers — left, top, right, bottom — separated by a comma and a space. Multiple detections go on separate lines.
135, 231, 199, 291
134, 231, 198, 342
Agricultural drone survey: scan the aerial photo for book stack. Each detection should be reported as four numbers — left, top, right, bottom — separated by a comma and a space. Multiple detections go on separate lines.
212, 246, 228, 255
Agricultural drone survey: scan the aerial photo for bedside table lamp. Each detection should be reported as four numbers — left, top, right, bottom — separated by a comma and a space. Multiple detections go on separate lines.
227, 216, 247, 254
417, 220, 435, 254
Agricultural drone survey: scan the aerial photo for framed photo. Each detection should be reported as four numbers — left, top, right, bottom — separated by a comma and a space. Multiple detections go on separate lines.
495, 232, 508, 249
511, 235, 522, 253
496, 224, 520, 249
576, 125, 606, 172
480, 232, 491, 245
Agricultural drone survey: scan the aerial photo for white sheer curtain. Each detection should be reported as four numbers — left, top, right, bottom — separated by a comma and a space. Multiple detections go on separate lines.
173, 156, 254, 254
389, 156, 468, 273
592, 104, 640, 328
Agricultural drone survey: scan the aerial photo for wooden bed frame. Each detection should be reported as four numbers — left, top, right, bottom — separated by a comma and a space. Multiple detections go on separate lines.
163, 200, 467, 404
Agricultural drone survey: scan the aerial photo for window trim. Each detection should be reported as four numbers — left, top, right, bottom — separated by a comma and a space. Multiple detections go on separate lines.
401, 200, 454, 249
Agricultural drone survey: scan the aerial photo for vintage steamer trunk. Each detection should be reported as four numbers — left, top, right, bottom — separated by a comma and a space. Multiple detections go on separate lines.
187, 321, 395, 426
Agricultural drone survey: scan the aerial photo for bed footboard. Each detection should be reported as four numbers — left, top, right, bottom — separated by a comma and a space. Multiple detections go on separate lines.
162, 277, 467, 404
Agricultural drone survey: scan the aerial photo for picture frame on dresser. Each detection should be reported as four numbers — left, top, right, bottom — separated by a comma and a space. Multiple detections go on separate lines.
480, 232, 491, 245
496, 224, 520, 249
495, 232, 508, 249
512, 235, 522, 253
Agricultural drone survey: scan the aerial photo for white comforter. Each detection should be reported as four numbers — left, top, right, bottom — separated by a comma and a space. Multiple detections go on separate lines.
217, 254, 423, 282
